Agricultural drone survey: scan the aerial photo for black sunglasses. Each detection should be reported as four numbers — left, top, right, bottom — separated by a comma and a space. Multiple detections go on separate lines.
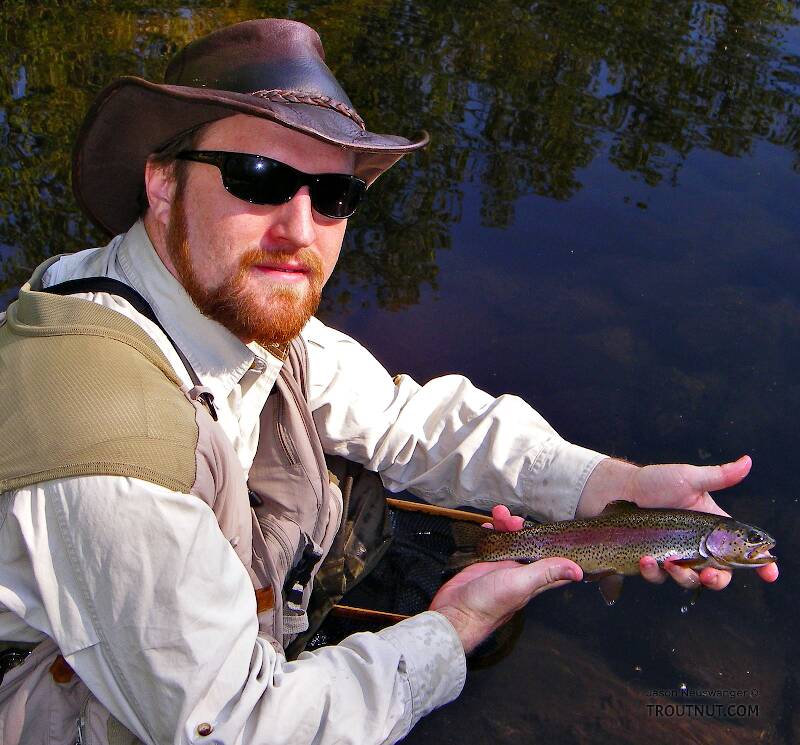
175, 150, 366, 219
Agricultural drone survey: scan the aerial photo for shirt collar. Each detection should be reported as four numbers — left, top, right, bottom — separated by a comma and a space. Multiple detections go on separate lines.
114, 220, 277, 400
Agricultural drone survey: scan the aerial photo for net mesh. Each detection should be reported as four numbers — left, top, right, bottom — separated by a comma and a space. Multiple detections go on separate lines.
305, 508, 457, 650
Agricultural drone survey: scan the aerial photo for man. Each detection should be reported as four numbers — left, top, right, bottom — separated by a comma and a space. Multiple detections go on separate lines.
0, 18, 777, 745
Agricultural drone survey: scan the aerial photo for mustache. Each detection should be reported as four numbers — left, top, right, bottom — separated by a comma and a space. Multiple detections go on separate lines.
238, 247, 323, 275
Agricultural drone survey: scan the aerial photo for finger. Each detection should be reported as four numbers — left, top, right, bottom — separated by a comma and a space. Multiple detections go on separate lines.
456, 559, 521, 580
698, 567, 732, 590
663, 559, 704, 590
639, 556, 668, 584
489, 505, 526, 532
491, 505, 512, 522
504, 515, 525, 531
502, 558, 582, 602
757, 563, 779, 583
433, 559, 581, 633
691, 493, 730, 518
483, 504, 513, 529
692, 455, 752, 494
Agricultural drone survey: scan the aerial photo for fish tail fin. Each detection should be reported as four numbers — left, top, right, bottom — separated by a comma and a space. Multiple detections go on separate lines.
448, 521, 491, 570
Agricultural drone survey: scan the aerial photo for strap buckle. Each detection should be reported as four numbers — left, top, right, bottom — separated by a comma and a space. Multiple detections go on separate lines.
284, 540, 323, 608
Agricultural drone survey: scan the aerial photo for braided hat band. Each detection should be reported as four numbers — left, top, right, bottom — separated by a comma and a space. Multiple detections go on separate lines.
251, 89, 366, 131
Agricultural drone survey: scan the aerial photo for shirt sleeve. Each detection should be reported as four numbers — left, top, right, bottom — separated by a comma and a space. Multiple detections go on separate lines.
1, 477, 466, 745
303, 317, 606, 522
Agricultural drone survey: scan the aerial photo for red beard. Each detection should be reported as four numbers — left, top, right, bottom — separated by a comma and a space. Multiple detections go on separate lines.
165, 192, 323, 349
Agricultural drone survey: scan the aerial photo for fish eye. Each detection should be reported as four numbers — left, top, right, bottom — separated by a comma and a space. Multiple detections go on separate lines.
746, 530, 761, 543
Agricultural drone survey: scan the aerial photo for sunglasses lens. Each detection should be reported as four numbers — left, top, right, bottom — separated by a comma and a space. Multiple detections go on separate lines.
217, 153, 364, 218
311, 175, 366, 218
221, 155, 299, 204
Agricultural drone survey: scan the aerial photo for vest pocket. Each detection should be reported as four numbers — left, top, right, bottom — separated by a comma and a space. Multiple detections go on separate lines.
79, 693, 143, 744
250, 513, 304, 645
254, 514, 331, 646
256, 513, 294, 573
282, 481, 344, 644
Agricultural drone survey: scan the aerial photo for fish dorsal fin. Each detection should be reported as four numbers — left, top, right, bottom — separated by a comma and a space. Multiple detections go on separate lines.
599, 500, 639, 516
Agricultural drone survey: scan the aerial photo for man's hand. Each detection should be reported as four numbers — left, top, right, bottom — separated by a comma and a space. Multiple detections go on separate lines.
431, 558, 581, 654
577, 454, 780, 590
432, 505, 580, 654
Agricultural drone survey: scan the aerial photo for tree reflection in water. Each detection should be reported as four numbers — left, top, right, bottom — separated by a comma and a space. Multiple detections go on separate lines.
1, 1, 799, 307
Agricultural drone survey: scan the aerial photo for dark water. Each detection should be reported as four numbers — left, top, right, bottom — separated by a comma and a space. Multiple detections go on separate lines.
2, 1, 799, 743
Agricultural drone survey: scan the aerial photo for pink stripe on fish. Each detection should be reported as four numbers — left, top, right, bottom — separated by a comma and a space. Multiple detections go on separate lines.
540, 527, 697, 547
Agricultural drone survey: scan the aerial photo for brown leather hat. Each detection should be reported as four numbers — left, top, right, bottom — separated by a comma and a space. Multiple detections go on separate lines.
72, 18, 429, 236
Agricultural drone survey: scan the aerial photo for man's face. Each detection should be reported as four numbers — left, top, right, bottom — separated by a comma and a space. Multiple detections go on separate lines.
161, 115, 353, 348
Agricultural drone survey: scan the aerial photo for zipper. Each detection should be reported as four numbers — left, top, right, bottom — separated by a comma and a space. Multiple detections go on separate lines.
276, 422, 301, 466
282, 374, 317, 473
273, 395, 300, 466
76, 694, 90, 745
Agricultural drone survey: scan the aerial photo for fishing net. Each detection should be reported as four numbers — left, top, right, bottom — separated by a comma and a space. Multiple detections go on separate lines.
285, 459, 522, 666
304, 506, 457, 650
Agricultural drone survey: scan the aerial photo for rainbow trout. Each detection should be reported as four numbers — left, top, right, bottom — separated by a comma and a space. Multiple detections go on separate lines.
450, 500, 776, 605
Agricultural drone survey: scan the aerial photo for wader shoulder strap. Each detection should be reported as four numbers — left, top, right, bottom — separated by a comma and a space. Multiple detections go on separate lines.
43, 277, 160, 327
42, 277, 218, 421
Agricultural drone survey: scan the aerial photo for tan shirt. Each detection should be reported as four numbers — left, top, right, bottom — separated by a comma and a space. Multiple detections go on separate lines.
0, 221, 605, 744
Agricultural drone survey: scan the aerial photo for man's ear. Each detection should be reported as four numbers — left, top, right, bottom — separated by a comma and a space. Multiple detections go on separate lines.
144, 158, 176, 226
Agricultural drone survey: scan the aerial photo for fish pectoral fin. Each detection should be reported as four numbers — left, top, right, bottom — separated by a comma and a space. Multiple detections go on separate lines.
583, 568, 616, 582
599, 500, 639, 515
598, 574, 624, 606
583, 569, 624, 605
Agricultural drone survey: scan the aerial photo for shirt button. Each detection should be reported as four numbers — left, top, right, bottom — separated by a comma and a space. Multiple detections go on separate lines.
196, 722, 214, 737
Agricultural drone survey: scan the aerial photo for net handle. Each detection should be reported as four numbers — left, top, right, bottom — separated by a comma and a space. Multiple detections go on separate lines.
385, 497, 492, 525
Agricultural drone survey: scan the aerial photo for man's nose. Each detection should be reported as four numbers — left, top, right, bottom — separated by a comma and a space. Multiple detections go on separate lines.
266, 186, 316, 249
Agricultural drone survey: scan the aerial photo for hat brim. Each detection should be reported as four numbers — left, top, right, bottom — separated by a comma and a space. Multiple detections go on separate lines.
72, 76, 429, 236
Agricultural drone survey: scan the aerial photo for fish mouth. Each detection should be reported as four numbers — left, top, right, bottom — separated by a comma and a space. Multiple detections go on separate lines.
746, 542, 777, 563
